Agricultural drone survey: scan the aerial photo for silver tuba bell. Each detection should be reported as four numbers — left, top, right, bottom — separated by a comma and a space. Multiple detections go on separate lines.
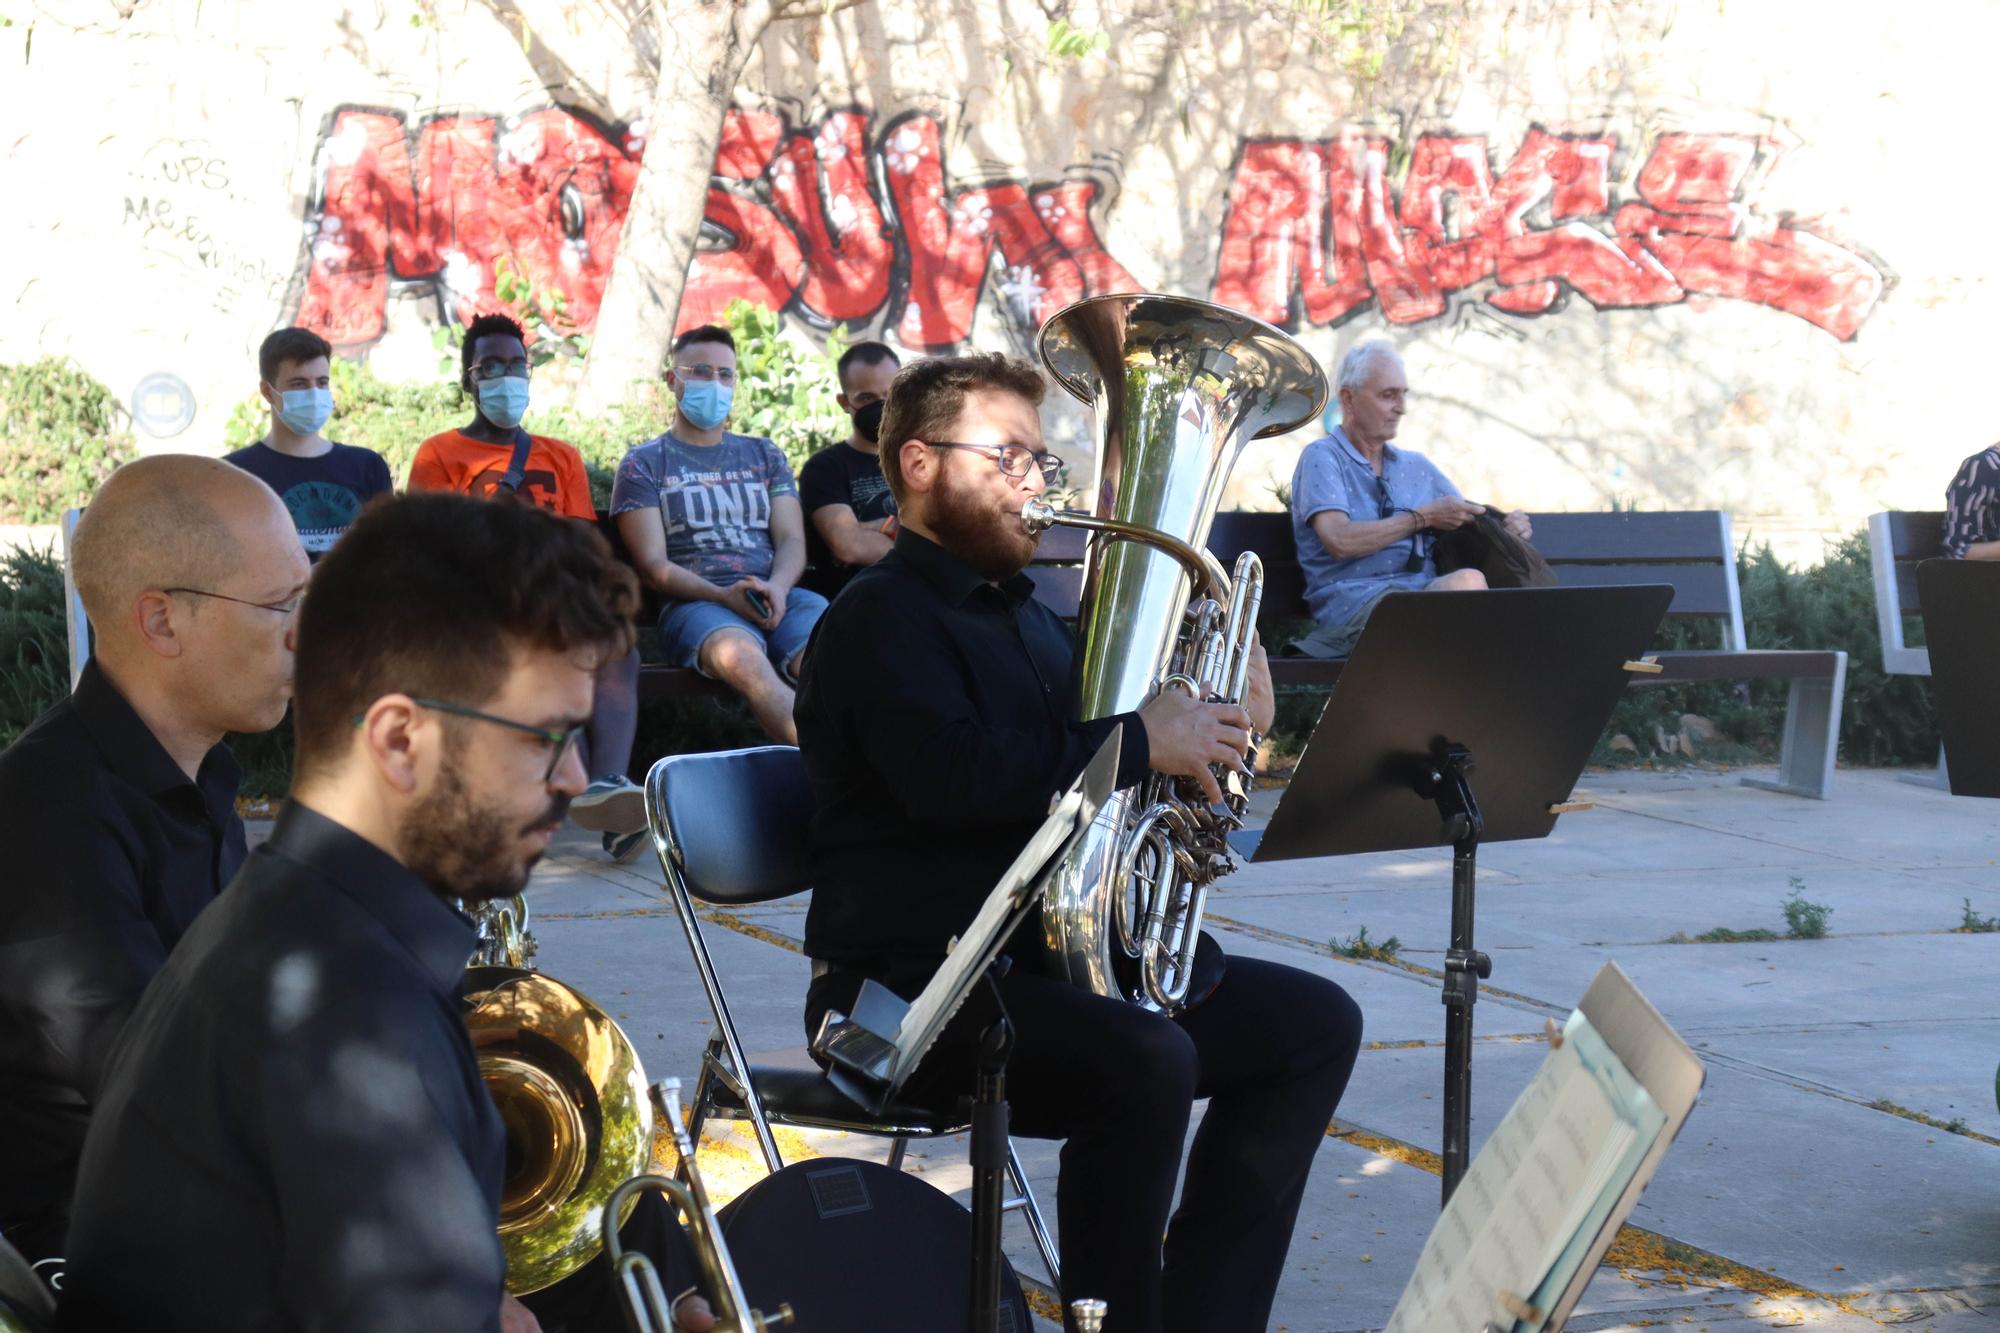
1027, 293, 1327, 1014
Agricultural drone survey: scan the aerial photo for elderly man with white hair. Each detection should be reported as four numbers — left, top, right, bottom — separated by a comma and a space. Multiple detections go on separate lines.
1286, 340, 1530, 658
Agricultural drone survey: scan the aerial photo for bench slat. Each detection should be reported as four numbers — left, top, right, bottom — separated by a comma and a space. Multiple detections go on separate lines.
1526, 511, 1728, 563
1887, 510, 1945, 563
1544, 563, 1736, 618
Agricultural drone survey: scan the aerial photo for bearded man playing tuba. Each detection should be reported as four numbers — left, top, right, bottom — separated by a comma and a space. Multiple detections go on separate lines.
795, 351, 1365, 1333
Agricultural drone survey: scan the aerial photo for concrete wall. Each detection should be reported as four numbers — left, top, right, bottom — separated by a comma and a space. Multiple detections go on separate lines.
3, 0, 1993, 558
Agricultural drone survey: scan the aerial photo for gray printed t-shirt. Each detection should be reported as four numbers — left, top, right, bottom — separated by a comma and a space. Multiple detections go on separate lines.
1289, 428, 1462, 629
611, 430, 798, 587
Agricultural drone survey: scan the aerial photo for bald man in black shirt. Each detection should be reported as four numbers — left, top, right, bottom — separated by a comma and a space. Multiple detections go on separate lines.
0, 455, 306, 1283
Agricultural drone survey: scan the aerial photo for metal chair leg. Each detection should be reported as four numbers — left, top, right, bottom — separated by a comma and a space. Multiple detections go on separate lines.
886, 1136, 908, 1172
1006, 1141, 1061, 1288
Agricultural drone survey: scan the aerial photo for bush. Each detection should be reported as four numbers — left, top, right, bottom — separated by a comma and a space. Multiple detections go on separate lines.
0, 543, 72, 748
720, 299, 850, 475
0, 358, 138, 525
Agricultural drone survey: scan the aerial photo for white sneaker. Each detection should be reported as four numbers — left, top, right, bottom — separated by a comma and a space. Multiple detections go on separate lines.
570, 774, 645, 834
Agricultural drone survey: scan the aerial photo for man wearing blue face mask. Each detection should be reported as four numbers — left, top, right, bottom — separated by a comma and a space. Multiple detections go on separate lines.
224, 327, 392, 561
612, 323, 826, 745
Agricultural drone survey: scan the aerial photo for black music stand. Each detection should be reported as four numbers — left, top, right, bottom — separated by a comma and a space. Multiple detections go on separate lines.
1238, 585, 1672, 1203
1918, 559, 2000, 798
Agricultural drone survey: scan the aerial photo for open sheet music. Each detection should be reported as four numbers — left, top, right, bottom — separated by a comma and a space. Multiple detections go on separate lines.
811, 729, 1119, 1111
1386, 962, 1703, 1333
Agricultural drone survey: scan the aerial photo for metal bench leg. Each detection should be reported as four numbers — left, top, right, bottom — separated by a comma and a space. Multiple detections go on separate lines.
1004, 1141, 1061, 1289
1899, 742, 1950, 790
885, 1136, 908, 1172
1741, 652, 1847, 800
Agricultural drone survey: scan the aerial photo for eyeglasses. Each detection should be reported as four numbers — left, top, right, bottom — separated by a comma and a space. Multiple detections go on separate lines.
408, 697, 584, 783
470, 357, 532, 382
928, 441, 1063, 486
164, 586, 304, 619
677, 363, 737, 385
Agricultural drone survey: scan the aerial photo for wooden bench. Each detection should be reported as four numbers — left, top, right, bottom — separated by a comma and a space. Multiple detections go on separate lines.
1867, 510, 1947, 785
1029, 510, 1848, 798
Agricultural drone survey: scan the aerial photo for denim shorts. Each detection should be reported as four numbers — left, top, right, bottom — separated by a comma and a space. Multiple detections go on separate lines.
658, 587, 828, 681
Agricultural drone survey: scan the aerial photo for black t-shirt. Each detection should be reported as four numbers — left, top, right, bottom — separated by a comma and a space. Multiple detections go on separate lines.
224, 441, 393, 560
798, 440, 896, 598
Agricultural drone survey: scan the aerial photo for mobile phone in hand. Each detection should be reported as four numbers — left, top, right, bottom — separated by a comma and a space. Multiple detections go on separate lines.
744, 588, 772, 621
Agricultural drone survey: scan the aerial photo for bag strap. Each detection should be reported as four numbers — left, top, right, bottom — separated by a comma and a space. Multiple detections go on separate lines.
493, 427, 535, 494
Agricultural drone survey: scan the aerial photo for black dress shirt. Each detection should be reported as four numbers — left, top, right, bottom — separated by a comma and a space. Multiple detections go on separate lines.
0, 659, 244, 1255
795, 528, 1149, 971
59, 803, 508, 1333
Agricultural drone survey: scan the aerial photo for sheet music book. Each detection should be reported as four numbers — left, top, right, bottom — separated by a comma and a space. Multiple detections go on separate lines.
1385, 962, 1704, 1333
811, 729, 1120, 1114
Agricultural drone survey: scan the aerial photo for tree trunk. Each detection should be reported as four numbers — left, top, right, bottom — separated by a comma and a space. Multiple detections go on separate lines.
580, 0, 775, 410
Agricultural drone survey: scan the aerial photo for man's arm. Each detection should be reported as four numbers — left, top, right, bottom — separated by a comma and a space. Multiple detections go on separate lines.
766, 495, 808, 592
811, 504, 896, 566
1308, 498, 1479, 561
264, 1006, 509, 1333
0, 804, 174, 1104
406, 438, 450, 492
614, 508, 723, 604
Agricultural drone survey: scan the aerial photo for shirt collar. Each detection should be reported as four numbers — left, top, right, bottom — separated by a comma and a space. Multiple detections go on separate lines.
890, 527, 1036, 607
265, 801, 477, 994
71, 658, 242, 809
1329, 427, 1399, 471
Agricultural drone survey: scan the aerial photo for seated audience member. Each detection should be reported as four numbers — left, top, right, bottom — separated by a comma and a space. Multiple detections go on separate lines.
1287, 340, 1530, 657
1942, 442, 2000, 558
799, 340, 902, 598
408, 313, 646, 859
224, 326, 392, 559
59, 493, 714, 1333
612, 324, 825, 745
0, 456, 305, 1284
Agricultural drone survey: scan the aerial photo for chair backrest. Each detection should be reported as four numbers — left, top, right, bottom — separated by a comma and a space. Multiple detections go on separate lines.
62, 507, 90, 689
646, 745, 813, 906
0, 1229, 55, 1329
1867, 510, 1942, 675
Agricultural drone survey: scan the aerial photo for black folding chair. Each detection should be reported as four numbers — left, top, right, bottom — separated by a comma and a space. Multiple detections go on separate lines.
644, 745, 1061, 1286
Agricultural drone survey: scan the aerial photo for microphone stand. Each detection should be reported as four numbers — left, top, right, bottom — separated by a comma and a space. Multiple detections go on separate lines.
967, 967, 1015, 1333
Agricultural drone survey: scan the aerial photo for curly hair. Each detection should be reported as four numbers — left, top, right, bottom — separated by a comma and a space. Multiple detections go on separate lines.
291, 492, 638, 778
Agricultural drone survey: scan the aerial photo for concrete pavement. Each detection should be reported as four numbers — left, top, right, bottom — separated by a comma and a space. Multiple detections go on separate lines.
444, 764, 2000, 1330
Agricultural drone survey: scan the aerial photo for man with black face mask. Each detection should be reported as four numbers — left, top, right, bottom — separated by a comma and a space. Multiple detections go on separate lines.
798, 340, 902, 599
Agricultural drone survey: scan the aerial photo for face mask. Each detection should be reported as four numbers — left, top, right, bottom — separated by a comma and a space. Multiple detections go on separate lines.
477, 376, 531, 430
852, 399, 886, 444
274, 386, 333, 435
679, 379, 734, 431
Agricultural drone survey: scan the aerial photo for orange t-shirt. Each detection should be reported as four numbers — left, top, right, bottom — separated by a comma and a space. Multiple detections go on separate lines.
407, 429, 596, 520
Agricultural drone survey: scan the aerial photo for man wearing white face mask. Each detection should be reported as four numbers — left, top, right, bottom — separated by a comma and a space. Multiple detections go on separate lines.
225, 327, 392, 561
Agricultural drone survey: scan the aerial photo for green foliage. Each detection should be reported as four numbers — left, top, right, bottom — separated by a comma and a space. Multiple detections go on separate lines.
1956, 898, 2000, 934
1782, 876, 1833, 939
0, 357, 138, 524
719, 299, 850, 476
1331, 925, 1402, 961
0, 544, 71, 750
1666, 926, 1780, 944
1046, 18, 1110, 58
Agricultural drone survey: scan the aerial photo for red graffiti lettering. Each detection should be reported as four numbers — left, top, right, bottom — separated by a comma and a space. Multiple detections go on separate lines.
293, 104, 1137, 352
1212, 127, 1885, 338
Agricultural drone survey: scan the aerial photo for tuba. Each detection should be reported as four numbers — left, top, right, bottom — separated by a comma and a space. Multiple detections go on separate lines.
1028, 293, 1327, 1014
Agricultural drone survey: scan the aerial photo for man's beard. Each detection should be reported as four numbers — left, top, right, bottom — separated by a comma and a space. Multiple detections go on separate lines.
930, 466, 1038, 582
400, 751, 569, 905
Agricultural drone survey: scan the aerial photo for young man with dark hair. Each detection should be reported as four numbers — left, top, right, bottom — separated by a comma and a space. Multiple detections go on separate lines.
612, 323, 825, 744
798, 340, 902, 599
0, 456, 306, 1288
59, 492, 715, 1333
797, 352, 1362, 1333
223, 326, 392, 560
408, 312, 647, 858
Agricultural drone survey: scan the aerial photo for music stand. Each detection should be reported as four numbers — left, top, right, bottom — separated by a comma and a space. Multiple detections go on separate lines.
1917, 559, 2000, 798
1241, 586, 1672, 1203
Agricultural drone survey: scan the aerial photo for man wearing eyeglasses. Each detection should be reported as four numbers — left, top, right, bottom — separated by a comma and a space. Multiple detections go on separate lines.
59, 492, 718, 1332
612, 323, 826, 745
1287, 339, 1529, 658
0, 455, 307, 1286
795, 354, 1364, 1333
